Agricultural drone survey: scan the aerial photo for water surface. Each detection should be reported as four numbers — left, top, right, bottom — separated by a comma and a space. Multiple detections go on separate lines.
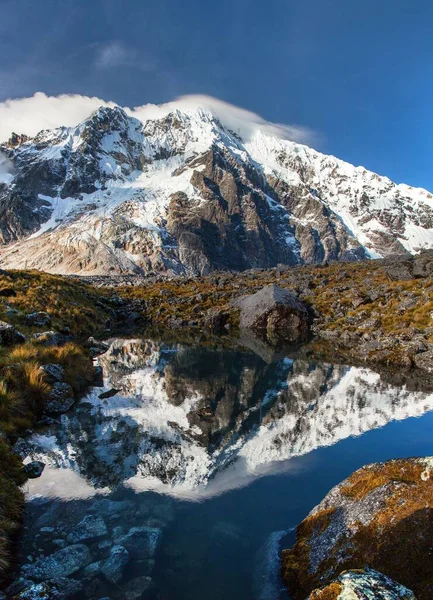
15, 337, 433, 600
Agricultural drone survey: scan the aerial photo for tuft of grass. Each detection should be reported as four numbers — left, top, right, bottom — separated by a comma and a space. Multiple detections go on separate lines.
0, 439, 26, 576
0, 269, 111, 337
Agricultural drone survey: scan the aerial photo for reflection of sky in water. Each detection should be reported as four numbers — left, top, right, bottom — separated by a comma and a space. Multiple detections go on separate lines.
22, 337, 433, 501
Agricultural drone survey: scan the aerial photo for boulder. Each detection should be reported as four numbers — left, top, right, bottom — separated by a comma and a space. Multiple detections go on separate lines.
33, 331, 70, 346
12, 578, 83, 599
88, 498, 135, 518
24, 460, 45, 479
45, 382, 74, 414
413, 250, 433, 278
0, 320, 26, 345
117, 526, 162, 559
24, 311, 51, 327
101, 545, 129, 583
40, 363, 65, 384
67, 514, 108, 544
282, 457, 433, 599
121, 576, 155, 600
235, 285, 310, 345
203, 307, 228, 333
0, 287, 16, 297
414, 350, 433, 373
308, 568, 415, 599
24, 544, 92, 581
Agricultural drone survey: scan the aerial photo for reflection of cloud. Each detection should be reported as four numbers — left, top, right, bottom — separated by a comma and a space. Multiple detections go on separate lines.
0, 92, 319, 146
25, 466, 110, 501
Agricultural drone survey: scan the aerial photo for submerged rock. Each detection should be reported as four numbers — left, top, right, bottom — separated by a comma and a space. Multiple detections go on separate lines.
12, 577, 84, 599
24, 544, 92, 580
121, 575, 155, 600
101, 544, 129, 583
282, 457, 433, 599
308, 568, 416, 599
67, 514, 108, 544
235, 285, 310, 345
117, 526, 162, 559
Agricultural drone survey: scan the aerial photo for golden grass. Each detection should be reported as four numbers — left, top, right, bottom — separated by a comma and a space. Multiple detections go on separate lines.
0, 269, 110, 337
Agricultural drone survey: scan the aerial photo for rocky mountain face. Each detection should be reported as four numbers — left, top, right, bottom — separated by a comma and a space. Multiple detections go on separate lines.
1, 105, 433, 275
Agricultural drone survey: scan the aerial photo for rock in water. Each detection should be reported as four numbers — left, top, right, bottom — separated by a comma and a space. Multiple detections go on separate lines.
24, 460, 45, 479
101, 545, 130, 583
67, 514, 108, 543
12, 578, 84, 600
235, 285, 310, 345
24, 544, 92, 580
117, 526, 162, 559
281, 457, 433, 599
307, 568, 416, 599
121, 576, 155, 600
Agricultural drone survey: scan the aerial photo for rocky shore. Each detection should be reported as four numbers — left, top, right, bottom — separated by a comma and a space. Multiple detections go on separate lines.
107, 250, 433, 373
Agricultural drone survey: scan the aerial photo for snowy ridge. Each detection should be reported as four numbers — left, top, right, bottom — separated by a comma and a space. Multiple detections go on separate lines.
1, 102, 432, 274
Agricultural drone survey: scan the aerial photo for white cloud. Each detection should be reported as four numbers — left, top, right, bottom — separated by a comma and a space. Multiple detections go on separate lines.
0, 92, 319, 147
95, 41, 134, 69
130, 94, 319, 145
0, 92, 117, 141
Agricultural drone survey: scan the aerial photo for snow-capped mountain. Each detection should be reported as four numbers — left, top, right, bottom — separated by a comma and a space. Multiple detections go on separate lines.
1, 104, 433, 275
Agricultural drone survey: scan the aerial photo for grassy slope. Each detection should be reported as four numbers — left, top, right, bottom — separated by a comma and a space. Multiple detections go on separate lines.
0, 270, 111, 582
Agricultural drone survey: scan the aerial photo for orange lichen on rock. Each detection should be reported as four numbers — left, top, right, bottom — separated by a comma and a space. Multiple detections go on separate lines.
281, 458, 433, 600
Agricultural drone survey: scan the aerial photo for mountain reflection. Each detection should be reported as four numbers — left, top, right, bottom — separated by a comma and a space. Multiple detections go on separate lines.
23, 338, 433, 499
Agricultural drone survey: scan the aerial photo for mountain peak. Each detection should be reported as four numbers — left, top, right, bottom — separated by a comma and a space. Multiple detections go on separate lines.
0, 107, 432, 275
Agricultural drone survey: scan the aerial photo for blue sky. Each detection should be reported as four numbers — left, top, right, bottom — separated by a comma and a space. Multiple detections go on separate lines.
1, 0, 433, 188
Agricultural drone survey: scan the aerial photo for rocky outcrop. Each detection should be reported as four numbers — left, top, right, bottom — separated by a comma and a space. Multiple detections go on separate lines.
1, 104, 432, 275
307, 568, 416, 600
0, 321, 25, 345
282, 457, 433, 599
235, 284, 311, 344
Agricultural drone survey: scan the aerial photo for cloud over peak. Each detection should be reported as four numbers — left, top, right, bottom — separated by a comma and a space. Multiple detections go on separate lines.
0, 92, 319, 147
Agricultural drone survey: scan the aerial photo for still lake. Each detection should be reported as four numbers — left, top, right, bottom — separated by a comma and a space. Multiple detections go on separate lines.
13, 336, 433, 600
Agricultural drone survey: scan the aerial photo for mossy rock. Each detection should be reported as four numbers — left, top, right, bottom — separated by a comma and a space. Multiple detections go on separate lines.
282, 457, 433, 599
